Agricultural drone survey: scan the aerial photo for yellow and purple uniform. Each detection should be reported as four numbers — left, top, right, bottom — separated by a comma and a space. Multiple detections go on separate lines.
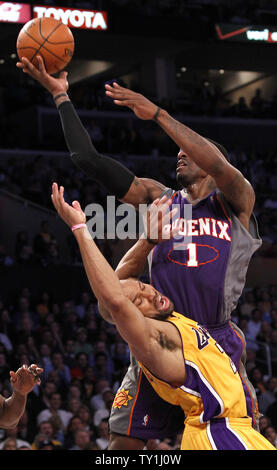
140, 313, 275, 450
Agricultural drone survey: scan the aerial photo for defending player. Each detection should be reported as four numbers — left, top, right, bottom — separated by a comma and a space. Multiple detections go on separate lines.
50, 184, 274, 451
0, 364, 43, 429
16, 56, 262, 449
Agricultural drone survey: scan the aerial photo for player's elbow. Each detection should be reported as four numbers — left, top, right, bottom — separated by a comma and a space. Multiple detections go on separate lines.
97, 301, 115, 324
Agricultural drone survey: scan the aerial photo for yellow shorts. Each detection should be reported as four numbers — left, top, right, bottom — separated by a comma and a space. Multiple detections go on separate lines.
181, 417, 276, 450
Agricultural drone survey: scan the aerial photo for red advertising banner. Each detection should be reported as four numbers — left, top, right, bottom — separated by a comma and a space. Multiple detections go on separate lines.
33, 5, 108, 30
0, 2, 31, 23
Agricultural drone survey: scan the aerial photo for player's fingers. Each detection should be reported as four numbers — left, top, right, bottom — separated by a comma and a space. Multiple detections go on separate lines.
21, 57, 37, 72
112, 82, 127, 91
51, 182, 61, 212
36, 55, 46, 72
72, 200, 83, 213
57, 186, 66, 209
9, 371, 16, 382
151, 198, 160, 207
114, 99, 133, 107
59, 71, 68, 80
169, 207, 178, 220
106, 88, 134, 99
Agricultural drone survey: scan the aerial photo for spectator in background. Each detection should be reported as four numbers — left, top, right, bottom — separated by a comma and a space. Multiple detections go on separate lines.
93, 352, 113, 383
79, 366, 95, 406
69, 429, 92, 450
63, 339, 76, 369
76, 404, 93, 432
63, 416, 85, 450
258, 376, 277, 416
245, 348, 257, 376
240, 290, 256, 318
70, 352, 90, 381
0, 426, 31, 450
250, 88, 265, 117
33, 221, 56, 266
74, 328, 94, 357
245, 308, 263, 350
75, 292, 92, 320
259, 415, 273, 434
269, 330, 277, 376
44, 352, 71, 387
248, 367, 267, 403
263, 425, 277, 448
95, 418, 109, 450
93, 389, 115, 428
36, 392, 72, 431
1, 437, 17, 450
32, 420, 63, 450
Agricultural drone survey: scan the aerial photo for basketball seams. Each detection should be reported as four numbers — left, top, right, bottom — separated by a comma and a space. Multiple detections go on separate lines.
18, 28, 72, 66
39, 17, 63, 42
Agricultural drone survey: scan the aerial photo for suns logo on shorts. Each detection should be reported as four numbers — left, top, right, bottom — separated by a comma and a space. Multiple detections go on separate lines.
112, 388, 133, 410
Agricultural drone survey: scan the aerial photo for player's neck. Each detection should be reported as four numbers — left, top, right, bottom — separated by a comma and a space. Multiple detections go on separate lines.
183, 179, 216, 204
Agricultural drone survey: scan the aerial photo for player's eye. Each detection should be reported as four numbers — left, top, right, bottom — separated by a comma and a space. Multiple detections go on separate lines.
135, 297, 142, 307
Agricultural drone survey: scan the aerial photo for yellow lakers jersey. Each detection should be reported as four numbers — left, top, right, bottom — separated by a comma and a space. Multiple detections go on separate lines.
140, 313, 248, 425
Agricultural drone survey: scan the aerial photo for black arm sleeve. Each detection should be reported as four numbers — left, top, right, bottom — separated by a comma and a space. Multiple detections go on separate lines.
57, 100, 135, 198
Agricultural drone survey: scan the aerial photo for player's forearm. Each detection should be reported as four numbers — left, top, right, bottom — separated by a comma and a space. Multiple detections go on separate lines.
156, 109, 227, 177
115, 236, 154, 280
0, 392, 27, 429
73, 227, 126, 313
56, 100, 135, 198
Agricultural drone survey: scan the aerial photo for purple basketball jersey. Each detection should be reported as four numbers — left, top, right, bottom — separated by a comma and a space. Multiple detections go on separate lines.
149, 189, 261, 326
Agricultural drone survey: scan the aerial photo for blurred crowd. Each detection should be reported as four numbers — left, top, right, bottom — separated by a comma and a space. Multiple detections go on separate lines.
0, 282, 276, 449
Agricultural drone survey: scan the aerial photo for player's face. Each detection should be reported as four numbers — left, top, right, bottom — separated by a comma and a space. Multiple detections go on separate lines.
121, 279, 174, 320
176, 149, 206, 187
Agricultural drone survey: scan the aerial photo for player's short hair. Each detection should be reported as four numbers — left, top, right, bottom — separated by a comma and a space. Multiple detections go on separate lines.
206, 138, 230, 162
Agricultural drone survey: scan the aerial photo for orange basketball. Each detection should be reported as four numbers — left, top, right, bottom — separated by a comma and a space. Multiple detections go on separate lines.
16, 17, 74, 75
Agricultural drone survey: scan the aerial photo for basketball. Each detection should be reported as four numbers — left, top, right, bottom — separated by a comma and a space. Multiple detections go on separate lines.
16, 17, 74, 75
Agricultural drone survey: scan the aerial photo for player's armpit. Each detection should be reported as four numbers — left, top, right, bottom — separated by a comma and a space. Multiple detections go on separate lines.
120, 177, 166, 208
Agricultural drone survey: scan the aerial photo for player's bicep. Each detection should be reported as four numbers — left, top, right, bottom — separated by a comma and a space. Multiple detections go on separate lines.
120, 177, 166, 208
215, 165, 255, 221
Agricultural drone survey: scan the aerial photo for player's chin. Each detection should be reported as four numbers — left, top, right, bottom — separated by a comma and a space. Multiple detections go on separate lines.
156, 302, 174, 320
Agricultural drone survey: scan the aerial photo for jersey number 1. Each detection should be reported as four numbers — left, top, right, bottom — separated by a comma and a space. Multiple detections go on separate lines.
187, 243, 198, 267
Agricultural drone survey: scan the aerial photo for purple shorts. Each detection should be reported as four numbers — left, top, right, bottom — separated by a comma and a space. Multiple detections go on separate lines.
109, 321, 256, 440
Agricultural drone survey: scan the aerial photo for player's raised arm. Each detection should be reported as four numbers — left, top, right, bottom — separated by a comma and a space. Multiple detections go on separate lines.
50, 183, 156, 358
16, 56, 165, 208
105, 83, 255, 227
0, 364, 43, 429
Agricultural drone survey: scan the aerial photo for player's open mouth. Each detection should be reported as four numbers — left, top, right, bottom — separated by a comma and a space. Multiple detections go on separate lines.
176, 160, 188, 171
159, 295, 170, 311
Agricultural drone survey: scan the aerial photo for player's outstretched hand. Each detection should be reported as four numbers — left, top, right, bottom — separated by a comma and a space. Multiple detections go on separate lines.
146, 196, 180, 244
10, 364, 43, 395
51, 182, 86, 229
105, 82, 158, 120
16, 55, 68, 97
